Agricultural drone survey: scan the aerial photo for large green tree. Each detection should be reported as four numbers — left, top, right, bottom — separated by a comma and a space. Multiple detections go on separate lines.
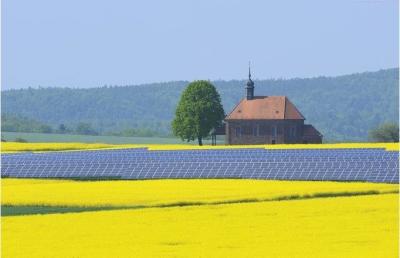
172, 80, 225, 145
369, 123, 399, 142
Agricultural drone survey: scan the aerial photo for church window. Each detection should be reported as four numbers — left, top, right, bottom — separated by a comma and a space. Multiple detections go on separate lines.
272, 125, 277, 137
290, 126, 296, 137
252, 125, 259, 136
235, 127, 241, 137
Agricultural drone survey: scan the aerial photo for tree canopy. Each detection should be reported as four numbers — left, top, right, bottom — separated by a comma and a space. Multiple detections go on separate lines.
75, 122, 98, 136
369, 123, 399, 142
172, 80, 225, 145
1, 114, 53, 133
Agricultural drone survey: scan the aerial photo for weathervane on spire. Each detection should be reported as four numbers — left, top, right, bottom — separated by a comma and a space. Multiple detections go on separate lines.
248, 61, 251, 79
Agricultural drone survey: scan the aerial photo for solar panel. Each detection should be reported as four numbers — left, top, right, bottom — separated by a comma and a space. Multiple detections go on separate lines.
1, 148, 398, 183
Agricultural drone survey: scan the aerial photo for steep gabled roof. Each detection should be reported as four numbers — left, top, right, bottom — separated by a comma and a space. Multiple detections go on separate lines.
225, 96, 305, 120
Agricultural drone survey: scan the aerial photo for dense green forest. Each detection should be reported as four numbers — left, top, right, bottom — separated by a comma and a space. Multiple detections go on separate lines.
1, 114, 53, 133
2, 68, 398, 142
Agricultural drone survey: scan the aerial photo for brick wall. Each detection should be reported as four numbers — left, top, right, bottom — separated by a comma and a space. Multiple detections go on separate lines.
226, 120, 305, 145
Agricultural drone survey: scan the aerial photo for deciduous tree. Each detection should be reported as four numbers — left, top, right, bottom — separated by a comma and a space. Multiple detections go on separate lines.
172, 81, 224, 145
369, 123, 399, 142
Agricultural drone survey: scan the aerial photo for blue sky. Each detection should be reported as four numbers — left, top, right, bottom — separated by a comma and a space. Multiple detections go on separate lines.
2, 0, 398, 89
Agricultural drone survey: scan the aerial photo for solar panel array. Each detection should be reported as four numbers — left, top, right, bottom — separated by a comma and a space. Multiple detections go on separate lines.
1, 148, 399, 183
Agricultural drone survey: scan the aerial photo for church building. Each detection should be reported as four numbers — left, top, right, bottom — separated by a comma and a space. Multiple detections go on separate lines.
224, 68, 322, 145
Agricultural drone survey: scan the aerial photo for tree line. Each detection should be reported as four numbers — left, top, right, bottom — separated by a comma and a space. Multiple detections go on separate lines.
1, 114, 160, 137
1, 68, 398, 142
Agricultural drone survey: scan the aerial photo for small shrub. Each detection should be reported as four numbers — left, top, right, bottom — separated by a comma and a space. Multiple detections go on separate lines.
14, 138, 28, 143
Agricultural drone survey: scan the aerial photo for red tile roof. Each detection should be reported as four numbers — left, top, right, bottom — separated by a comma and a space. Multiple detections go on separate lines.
225, 96, 305, 120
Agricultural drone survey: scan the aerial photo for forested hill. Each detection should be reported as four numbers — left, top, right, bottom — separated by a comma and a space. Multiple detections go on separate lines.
2, 68, 398, 142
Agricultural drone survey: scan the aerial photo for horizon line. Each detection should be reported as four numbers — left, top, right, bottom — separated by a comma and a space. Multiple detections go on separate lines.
2, 67, 398, 91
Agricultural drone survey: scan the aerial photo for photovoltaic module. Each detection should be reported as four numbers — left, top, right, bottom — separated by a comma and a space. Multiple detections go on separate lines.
1, 148, 398, 183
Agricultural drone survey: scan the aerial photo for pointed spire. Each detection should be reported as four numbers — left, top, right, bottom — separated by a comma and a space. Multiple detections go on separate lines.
248, 61, 251, 79
246, 61, 254, 100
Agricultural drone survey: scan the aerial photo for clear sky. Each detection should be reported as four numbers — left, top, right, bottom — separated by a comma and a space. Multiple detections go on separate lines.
2, 0, 398, 89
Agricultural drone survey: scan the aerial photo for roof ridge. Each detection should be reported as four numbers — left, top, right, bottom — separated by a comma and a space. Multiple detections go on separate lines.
225, 95, 305, 120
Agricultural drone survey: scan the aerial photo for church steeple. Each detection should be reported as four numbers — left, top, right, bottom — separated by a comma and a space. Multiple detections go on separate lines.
246, 62, 254, 100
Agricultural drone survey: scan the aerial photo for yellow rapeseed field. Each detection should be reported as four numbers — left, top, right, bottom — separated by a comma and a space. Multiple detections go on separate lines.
2, 141, 398, 152
1, 142, 398, 257
147, 142, 399, 151
2, 179, 397, 207
0, 142, 143, 153
2, 193, 398, 258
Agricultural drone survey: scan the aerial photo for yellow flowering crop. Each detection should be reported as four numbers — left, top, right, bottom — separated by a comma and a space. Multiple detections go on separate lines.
264, 142, 399, 151
2, 141, 398, 153
0, 142, 150, 153
2, 179, 397, 207
147, 142, 399, 151
2, 193, 398, 258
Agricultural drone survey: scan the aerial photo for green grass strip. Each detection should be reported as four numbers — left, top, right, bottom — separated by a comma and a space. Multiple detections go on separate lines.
2, 190, 398, 217
1, 205, 137, 216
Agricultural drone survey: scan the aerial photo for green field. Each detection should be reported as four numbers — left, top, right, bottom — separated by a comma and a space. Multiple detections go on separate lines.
1, 132, 224, 144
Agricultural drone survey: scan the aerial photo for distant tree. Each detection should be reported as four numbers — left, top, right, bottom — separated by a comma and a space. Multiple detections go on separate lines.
15, 138, 28, 143
58, 124, 67, 134
75, 122, 98, 135
172, 80, 224, 145
369, 123, 399, 142
37, 124, 53, 133
118, 128, 157, 137
119, 128, 137, 137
